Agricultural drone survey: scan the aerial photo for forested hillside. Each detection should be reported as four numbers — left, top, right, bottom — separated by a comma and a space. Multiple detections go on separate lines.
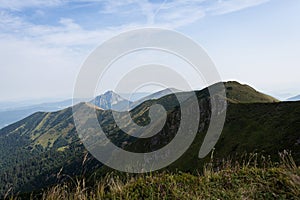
1, 81, 299, 197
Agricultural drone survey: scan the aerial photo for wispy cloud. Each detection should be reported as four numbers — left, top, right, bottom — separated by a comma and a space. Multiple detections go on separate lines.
0, 0, 271, 48
0, 10, 123, 48
207, 0, 271, 15
99, 0, 270, 26
0, 0, 63, 10
0, 0, 271, 100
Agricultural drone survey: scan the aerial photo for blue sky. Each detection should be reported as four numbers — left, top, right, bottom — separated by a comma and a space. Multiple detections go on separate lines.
0, 0, 299, 101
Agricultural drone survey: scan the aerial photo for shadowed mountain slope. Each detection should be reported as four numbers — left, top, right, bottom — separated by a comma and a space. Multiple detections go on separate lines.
1, 81, 295, 196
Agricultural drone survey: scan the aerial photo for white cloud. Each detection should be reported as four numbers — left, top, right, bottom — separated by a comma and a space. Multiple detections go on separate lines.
99, 0, 270, 26
0, 1, 271, 42
0, 35, 81, 100
0, 0, 272, 100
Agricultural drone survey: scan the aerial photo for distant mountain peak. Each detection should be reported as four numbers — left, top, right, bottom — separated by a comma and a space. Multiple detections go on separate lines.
90, 91, 131, 111
103, 90, 118, 96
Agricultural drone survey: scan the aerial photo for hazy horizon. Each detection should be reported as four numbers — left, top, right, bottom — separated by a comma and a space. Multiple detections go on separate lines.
0, 79, 297, 104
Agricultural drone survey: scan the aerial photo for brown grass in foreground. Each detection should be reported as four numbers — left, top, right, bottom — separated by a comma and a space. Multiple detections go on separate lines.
6, 151, 300, 200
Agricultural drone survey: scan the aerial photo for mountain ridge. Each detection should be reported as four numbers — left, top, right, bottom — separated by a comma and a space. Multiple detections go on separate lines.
0, 81, 291, 196
90, 90, 132, 111
222, 81, 279, 103
0, 98, 88, 129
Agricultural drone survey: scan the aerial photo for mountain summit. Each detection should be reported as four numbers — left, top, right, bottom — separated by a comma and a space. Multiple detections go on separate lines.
223, 81, 279, 103
90, 91, 132, 111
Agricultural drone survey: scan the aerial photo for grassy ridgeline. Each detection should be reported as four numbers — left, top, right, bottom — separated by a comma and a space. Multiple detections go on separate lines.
1, 82, 299, 198
8, 151, 300, 200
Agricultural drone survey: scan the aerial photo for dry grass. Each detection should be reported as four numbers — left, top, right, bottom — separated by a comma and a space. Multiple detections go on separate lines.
6, 151, 300, 200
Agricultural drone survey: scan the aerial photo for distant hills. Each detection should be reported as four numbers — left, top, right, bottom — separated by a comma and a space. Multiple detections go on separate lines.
0, 99, 78, 129
0, 88, 180, 129
1, 81, 299, 196
287, 95, 300, 101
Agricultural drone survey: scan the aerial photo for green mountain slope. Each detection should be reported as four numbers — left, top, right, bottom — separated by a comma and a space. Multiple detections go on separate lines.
0, 81, 293, 196
166, 101, 300, 172
224, 81, 279, 103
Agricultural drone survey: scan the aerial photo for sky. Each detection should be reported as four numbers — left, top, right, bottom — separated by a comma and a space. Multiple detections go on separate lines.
0, 0, 299, 101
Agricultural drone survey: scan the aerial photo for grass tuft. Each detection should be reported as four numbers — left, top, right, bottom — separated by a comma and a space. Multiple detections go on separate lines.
6, 151, 299, 200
